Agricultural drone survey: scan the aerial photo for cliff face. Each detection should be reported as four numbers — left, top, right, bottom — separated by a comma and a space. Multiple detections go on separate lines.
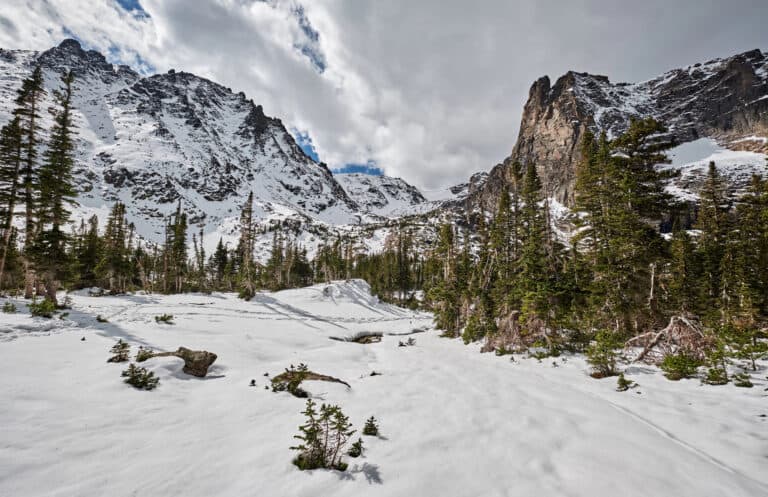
471, 49, 768, 209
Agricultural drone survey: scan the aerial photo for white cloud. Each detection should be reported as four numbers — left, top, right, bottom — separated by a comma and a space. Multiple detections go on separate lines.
1, 0, 767, 190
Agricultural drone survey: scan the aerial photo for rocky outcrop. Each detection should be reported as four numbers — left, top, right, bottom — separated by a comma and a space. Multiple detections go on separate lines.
149, 347, 218, 377
334, 173, 427, 217
471, 49, 768, 209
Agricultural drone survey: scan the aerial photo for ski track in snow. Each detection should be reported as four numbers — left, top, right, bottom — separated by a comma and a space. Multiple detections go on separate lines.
0, 280, 766, 497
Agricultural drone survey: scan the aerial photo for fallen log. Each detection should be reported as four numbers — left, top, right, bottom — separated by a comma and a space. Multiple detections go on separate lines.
271, 370, 351, 389
270, 364, 350, 397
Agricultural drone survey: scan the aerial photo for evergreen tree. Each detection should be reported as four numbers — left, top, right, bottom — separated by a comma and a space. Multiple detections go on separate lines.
210, 237, 229, 289
427, 224, 462, 336
695, 161, 728, 317
75, 215, 102, 288
32, 71, 78, 304
667, 227, 697, 313
237, 192, 257, 298
165, 202, 188, 293
0, 117, 23, 288
573, 120, 671, 333
516, 162, 549, 320
96, 202, 131, 292
15, 67, 46, 298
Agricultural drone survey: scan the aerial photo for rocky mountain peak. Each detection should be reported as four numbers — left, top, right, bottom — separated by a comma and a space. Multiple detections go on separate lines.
37, 38, 139, 85
470, 49, 768, 210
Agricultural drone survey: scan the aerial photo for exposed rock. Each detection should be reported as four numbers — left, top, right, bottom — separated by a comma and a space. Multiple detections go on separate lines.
471, 49, 768, 210
334, 174, 427, 217
149, 347, 218, 377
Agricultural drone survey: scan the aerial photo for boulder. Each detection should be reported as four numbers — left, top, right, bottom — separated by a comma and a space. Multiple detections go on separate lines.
150, 347, 218, 377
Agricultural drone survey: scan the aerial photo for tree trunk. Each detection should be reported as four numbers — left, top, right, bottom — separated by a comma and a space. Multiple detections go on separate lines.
45, 276, 58, 307
23, 261, 34, 299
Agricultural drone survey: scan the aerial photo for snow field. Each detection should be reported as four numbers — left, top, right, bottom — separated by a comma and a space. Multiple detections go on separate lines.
0, 280, 766, 497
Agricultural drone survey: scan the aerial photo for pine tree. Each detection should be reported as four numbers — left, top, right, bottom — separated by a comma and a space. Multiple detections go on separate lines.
362, 416, 379, 436
15, 67, 46, 298
32, 71, 78, 305
573, 120, 671, 333
695, 161, 728, 317
237, 192, 257, 298
192, 226, 206, 292
667, 227, 697, 313
291, 400, 355, 471
490, 183, 514, 314
516, 162, 549, 320
96, 202, 131, 292
0, 117, 23, 288
210, 237, 229, 289
167, 203, 188, 293
427, 224, 462, 336
75, 215, 102, 288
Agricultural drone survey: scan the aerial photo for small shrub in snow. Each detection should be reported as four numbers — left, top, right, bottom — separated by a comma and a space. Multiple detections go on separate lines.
135, 346, 154, 362
121, 363, 159, 390
362, 416, 379, 436
348, 438, 364, 458
616, 373, 635, 392
28, 298, 56, 318
733, 372, 753, 388
586, 330, 621, 378
107, 339, 131, 363
660, 352, 701, 381
726, 326, 768, 372
291, 399, 354, 471
154, 313, 174, 324
495, 346, 512, 356
96, 315, 108, 323
2, 302, 16, 313
702, 367, 729, 385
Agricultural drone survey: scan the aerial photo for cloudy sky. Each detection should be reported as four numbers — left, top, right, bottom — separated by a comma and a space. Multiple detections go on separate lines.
1, 0, 766, 191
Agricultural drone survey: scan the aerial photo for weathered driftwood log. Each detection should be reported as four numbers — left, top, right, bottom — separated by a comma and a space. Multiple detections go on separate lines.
149, 347, 218, 377
271, 369, 351, 390
328, 332, 383, 344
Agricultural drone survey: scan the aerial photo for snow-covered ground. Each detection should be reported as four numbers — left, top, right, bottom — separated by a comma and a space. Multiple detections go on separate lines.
0, 281, 766, 497
661, 138, 767, 200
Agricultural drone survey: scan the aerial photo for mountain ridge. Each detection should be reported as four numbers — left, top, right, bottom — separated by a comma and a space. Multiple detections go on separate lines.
0, 39, 449, 255
469, 48, 768, 211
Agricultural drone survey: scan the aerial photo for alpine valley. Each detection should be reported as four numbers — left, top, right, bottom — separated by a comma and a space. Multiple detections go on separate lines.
1, 22, 768, 497
2, 40, 766, 256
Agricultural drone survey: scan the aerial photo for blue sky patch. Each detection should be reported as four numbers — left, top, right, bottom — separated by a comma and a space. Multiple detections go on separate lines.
332, 161, 383, 176
291, 5, 326, 73
115, 0, 148, 17
292, 129, 320, 162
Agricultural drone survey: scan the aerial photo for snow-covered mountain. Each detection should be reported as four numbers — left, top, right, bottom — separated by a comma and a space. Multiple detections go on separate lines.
0, 39, 449, 254
333, 173, 427, 217
471, 49, 768, 210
